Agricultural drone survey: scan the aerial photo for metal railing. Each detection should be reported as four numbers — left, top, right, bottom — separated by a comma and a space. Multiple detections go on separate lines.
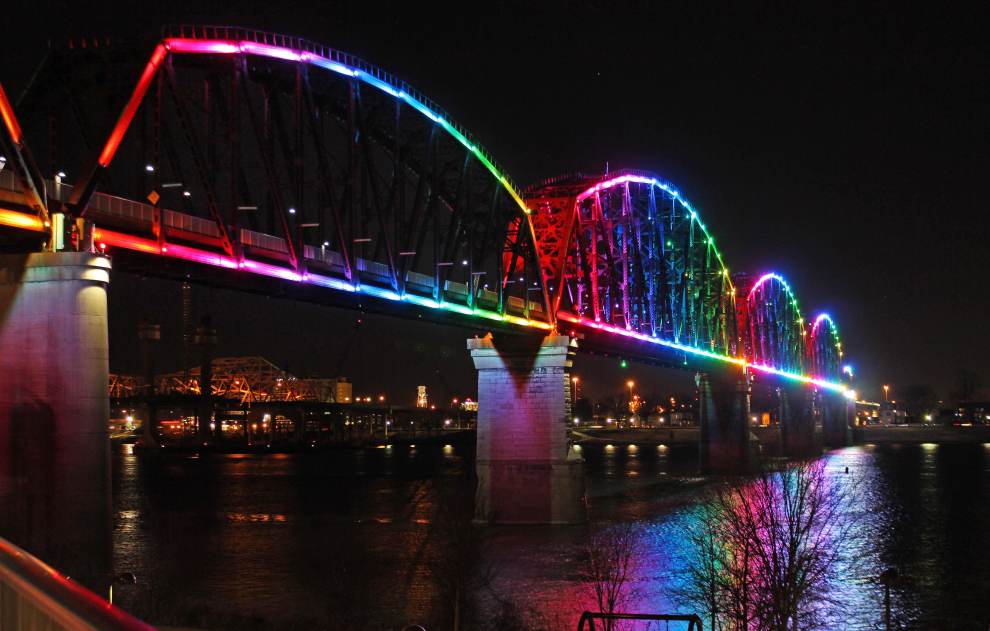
577, 611, 703, 631
164, 209, 219, 237
240, 228, 288, 253
0, 535, 155, 630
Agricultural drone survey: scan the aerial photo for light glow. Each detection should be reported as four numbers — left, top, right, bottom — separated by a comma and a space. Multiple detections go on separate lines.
98, 44, 167, 167
0, 82, 24, 146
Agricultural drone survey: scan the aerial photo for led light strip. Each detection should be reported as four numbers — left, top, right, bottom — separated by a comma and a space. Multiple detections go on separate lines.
567, 179, 850, 395
160, 38, 531, 216
811, 312, 843, 358
575, 173, 733, 277
89, 227, 553, 332
556, 311, 848, 394
1, 203, 846, 394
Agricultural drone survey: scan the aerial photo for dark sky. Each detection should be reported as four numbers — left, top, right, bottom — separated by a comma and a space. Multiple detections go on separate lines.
6, 1, 989, 403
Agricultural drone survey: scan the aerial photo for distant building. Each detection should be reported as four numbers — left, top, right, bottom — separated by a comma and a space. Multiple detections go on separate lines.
333, 378, 353, 403
416, 385, 428, 408
957, 401, 990, 424
460, 397, 478, 412
879, 402, 908, 424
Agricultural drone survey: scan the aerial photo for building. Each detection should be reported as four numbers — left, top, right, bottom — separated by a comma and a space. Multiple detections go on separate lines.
416, 385, 428, 408
333, 378, 353, 403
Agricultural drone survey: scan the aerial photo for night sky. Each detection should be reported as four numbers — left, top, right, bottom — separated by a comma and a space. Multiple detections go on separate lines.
6, 1, 989, 404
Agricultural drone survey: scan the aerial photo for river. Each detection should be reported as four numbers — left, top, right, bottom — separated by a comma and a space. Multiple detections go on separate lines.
107, 440, 990, 630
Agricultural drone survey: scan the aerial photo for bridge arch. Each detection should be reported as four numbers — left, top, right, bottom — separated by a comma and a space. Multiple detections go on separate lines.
738, 272, 807, 375
526, 170, 736, 356
808, 313, 843, 382
26, 26, 553, 324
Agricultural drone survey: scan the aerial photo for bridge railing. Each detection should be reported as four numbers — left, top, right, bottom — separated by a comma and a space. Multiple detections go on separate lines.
0, 535, 155, 631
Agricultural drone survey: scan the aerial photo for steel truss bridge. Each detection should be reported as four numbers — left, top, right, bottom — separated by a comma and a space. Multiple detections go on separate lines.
0, 25, 851, 395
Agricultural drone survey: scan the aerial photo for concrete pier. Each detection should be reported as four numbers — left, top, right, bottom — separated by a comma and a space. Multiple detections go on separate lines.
778, 384, 823, 458
822, 393, 854, 448
0, 252, 112, 593
467, 333, 584, 524
697, 369, 759, 474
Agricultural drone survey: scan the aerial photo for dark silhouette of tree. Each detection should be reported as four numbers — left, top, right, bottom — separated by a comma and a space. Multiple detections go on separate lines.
579, 522, 641, 631
900, 384, 938, 422
952, 368, 983, 405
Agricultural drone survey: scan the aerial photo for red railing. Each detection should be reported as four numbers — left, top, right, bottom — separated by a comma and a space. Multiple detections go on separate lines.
0, 536, 155, 630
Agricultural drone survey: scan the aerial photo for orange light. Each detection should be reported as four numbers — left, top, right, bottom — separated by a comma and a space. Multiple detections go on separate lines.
98, 44, 167, 167
0, 208, 44, 231
0, 82, 24, 146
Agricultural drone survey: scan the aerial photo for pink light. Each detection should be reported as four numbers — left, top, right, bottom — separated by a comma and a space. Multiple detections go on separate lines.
98, 43, 167, 167
238, 42, 303, 61
165, 39, 240, 54
575, 174, 656, 203
811, 313, 834, 334
748, 272, 789, 298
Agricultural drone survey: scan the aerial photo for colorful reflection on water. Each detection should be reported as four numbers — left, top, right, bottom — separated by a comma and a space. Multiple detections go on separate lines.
107, 441, 990, 629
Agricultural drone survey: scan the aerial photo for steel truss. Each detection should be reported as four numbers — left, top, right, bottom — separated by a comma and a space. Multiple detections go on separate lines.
527, 171, 736, 356
19, 26, 551, 322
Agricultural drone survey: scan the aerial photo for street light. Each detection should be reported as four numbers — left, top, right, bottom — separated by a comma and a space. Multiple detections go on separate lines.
627, 380, 635, 416
883, 384, 890, 401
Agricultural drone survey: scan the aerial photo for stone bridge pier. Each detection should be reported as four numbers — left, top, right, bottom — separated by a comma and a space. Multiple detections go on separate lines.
778, 384, 823, 459
697, 369, 760, 474
0, 251, 112, 593
822, 392, 854, 448
467, 333, 585, 524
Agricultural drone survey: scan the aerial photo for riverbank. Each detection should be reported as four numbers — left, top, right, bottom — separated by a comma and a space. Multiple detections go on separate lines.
855, 424, 990, 443
575, 424, 990, 447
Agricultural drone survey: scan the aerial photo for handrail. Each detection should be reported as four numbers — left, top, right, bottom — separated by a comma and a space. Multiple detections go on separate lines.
577, 611, 703, 631
0, 535, 155, 631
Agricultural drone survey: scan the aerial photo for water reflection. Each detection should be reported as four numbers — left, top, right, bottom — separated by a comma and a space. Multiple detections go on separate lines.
102, 442, 990, 629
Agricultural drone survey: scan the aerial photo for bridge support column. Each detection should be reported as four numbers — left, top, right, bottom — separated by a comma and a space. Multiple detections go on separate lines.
467, 333, 584, 524
822, 393, 853, 448
778, 385, 822, 459
698, 369, 759, 474
0, 252, 111, 592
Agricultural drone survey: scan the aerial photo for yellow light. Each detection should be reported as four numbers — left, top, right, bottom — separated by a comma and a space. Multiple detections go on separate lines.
0, 208, 44, 231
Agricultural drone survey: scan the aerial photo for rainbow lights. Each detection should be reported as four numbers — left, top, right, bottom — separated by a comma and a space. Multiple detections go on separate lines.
158, 37, 531, 218
2, 29, 852, 396
564, 178, 849, 394
575, 173, 732, 277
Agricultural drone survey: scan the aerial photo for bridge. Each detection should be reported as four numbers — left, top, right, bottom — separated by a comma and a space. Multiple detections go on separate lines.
0, 26, 856, 538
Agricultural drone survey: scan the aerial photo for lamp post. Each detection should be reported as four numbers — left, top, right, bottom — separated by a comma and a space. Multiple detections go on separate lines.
883, 384, 890, 402
627, 380, 635, 420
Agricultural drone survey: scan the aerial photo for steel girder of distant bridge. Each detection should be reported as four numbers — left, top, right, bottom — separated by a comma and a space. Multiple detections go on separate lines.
0, 25, 850, 396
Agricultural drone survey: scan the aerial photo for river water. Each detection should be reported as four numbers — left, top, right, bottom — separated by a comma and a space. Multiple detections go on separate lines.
107, 440, 990, 630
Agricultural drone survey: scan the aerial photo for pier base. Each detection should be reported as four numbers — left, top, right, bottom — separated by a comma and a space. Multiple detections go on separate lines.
779, 384, 823, 459
822, 394, 853, 448
0, 252, 112, 592
698, 370, 759, 475
468, 333, 584, 524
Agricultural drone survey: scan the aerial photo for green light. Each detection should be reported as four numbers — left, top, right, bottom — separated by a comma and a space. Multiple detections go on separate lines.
620, 359, 628, 368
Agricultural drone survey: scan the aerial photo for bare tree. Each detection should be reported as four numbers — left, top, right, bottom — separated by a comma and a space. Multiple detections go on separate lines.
680, 461, 860, 631
580, 522, 641, 631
